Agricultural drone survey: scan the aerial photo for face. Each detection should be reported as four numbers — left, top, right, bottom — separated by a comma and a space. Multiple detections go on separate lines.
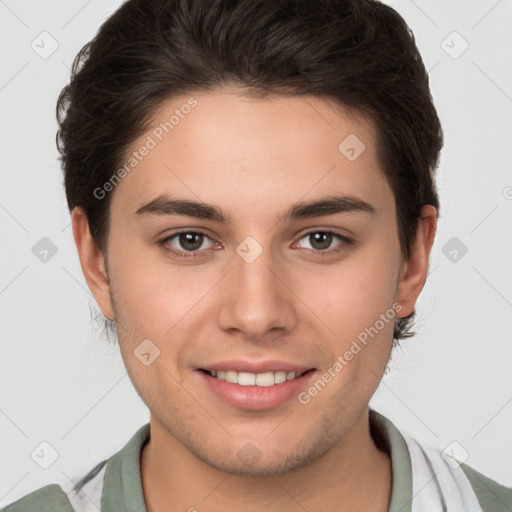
75, 88, 432, 475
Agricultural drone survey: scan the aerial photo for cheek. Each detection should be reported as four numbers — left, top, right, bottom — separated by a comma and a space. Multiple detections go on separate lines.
108, 238, 223, 360
108, 217, 401, 346
295, 247, 400, 336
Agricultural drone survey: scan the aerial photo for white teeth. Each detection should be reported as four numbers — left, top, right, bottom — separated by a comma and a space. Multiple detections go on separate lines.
274, 371, 287, 384
238, 372, 256, 385
225, 370, 238, 384
255, 372, 274, 387
208, 369, 302, 386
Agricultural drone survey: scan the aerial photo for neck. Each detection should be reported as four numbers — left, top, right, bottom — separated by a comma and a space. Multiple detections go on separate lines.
140, 409, 392, 512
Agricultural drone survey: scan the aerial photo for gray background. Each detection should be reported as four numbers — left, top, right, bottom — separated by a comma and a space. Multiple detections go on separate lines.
1, 0, 511, 506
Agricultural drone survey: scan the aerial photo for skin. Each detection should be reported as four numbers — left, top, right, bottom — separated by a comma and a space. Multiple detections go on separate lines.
72, 87, 437, 512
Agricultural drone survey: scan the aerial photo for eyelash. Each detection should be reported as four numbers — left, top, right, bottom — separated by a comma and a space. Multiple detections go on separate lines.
158, 229, 353, 260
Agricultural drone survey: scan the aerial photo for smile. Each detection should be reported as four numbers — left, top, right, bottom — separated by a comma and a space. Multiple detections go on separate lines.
201, 369, 311, 387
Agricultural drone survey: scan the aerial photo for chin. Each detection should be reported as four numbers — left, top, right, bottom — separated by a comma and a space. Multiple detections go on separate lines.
193, 432, 335, 477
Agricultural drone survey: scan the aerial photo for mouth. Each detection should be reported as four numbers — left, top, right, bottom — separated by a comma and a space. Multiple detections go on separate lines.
195, 359, 318, 410
198, 368, 315, 387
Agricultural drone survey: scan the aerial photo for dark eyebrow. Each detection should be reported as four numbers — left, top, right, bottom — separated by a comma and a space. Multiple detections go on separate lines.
278, 194, 376, 222
135, 196, 230, 222
134, 194, 376, 223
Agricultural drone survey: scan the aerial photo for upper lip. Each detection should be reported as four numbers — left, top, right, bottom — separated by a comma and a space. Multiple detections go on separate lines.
198, 360, 315, 375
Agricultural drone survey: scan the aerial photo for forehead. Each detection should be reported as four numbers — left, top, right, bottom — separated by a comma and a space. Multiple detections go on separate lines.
110, 89, 393, 222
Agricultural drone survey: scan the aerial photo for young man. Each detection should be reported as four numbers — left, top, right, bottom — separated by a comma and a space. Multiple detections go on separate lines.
4, 0, 511, 511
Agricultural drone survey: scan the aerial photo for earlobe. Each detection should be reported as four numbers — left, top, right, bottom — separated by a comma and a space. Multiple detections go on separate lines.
71, 207, 115, 320
395, 205, 437, 318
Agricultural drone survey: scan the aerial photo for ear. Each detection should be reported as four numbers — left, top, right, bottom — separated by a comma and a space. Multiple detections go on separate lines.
395, 205, 437, 318
71, 207, 115, 320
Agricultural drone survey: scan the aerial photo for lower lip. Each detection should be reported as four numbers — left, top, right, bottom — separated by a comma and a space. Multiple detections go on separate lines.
197, 370, 316, 410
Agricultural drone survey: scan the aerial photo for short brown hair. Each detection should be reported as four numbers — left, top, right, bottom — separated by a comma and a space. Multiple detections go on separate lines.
57, 0, 443, 342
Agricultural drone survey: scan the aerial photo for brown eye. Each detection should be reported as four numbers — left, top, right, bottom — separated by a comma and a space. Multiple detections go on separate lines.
177, 232, 204, 251
307, 232, 334, 251
159, 230, 217, 258
297, 231, 350, 252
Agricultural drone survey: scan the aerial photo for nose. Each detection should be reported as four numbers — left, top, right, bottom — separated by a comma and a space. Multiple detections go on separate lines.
217, 243, 298, 341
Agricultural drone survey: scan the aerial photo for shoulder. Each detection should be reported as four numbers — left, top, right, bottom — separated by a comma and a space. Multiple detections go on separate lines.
2, 460, 108, 512
1, 484, 75, 512
372, 409, 512, 512
416, 438, 512, 512
459, 461, 512, 511
2, 424, 150, 512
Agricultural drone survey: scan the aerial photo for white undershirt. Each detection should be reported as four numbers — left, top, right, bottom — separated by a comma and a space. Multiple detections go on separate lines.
64, 464, 106, 512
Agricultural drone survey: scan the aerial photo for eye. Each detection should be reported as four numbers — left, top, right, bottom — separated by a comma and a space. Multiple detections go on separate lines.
159, 231, 218, 258
295, 230, 352, 255
158, 229, 353, 260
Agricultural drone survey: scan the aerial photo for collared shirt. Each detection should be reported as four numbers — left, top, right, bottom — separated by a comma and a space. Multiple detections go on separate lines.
3, 409, 511, 511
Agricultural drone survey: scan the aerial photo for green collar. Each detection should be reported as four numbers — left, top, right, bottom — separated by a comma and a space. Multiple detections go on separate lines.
101, 422, 149, 512
370, 409, 413, 512
101, 409, 413, 512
